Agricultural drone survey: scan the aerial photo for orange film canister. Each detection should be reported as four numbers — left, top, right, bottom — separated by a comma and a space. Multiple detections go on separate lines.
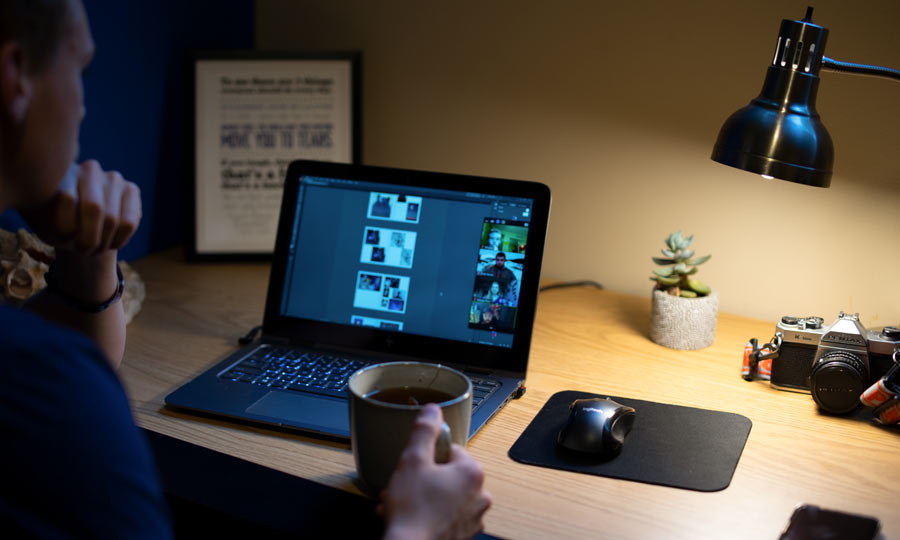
874, 398, 900, 425
860, 379, 896, 408
758, 358, 772, 380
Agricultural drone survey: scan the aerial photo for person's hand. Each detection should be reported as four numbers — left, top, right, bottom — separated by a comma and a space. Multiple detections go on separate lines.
22, 159, 141, 255
380, 404, 492, 540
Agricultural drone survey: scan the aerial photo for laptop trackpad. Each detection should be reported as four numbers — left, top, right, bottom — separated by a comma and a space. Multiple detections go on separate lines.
246, 392, 349, 432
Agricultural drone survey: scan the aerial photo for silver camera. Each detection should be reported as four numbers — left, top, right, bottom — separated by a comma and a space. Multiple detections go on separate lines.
770, 312, 900, 414
770, 316, 826, 392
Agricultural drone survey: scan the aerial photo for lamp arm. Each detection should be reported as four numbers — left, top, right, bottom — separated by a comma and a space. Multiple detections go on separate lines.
822, 56, 900, 82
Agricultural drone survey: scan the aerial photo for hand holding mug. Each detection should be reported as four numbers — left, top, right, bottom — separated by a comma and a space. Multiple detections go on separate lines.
381, 404, 492, 540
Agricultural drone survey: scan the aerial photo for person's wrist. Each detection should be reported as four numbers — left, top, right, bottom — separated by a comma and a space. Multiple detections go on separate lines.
46, 250, 121, 308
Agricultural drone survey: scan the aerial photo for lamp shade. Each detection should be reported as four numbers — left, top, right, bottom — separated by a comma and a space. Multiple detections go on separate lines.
712, 12, 834, 187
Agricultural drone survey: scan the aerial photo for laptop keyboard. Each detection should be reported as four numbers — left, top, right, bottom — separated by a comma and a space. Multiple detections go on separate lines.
219, 346, 501, 411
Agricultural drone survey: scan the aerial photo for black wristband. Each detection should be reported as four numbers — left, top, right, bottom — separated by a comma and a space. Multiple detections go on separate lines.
44, 261, 125, 313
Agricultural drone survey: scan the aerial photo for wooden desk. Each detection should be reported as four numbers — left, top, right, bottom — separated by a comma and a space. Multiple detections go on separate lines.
122, 249, 900, 539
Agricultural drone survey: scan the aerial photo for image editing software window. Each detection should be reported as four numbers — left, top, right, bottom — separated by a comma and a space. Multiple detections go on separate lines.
280, 175, 534, 348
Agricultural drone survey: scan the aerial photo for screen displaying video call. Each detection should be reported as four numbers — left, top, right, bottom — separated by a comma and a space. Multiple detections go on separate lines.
279, 175, 534, 348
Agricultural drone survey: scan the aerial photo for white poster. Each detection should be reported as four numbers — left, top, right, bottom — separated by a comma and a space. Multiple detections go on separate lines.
194, 56, 356, 255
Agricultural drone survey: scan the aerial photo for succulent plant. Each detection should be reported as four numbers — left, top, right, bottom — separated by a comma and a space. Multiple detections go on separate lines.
651, 231, 711, 298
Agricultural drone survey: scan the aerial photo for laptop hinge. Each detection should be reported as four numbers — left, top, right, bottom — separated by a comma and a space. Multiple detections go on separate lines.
260, 333, 290, 345
459, 365, 525, 381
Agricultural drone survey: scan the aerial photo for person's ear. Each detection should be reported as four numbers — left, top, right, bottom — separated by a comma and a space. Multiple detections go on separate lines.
0, 42, 33, 123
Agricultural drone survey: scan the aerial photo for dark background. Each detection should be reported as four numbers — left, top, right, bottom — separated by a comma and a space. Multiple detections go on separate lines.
0, 0, 255, 261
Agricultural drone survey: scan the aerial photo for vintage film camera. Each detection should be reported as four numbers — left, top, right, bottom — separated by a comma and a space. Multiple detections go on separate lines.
770, 313, 900, 414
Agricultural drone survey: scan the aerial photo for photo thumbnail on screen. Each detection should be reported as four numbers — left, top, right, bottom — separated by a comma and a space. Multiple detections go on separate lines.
480, 220, 529, 253
472, 275, 517, 307
476, 250, 522, 290
468, 300, 517, 333
354, 271, 410, 314
360, 226, 417, 269
367, 192, 423, 223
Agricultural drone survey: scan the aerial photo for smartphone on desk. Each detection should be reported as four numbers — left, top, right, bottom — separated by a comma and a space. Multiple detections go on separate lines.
779, 504, 880, 540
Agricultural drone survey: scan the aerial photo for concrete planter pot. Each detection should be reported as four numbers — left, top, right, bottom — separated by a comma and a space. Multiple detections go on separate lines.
650, 289, 719, 350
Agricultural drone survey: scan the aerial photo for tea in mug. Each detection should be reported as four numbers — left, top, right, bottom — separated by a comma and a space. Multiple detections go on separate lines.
366, 386, 456, 406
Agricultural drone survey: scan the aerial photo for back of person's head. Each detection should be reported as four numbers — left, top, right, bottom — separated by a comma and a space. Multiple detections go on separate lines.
0, 0, 72, 73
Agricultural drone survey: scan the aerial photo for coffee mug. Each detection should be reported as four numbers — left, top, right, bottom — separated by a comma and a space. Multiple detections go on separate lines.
348, 361, 473, 493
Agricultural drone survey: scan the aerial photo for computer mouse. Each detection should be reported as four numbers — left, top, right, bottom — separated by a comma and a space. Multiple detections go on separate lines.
557, 397, 636, 457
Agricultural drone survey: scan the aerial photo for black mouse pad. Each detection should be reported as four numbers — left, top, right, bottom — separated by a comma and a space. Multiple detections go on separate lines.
508, 391, 752, 492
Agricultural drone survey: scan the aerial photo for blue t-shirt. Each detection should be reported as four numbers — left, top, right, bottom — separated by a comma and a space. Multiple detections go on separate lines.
0, 305, 172, 538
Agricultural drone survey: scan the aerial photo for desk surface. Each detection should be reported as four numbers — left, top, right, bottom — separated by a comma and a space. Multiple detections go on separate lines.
122, 249, 900, 539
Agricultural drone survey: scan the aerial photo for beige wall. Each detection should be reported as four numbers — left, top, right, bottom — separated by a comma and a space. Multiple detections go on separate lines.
256, 0, 900, 329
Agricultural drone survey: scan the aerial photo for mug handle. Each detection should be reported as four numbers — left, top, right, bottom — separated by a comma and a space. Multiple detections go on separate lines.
434, 421, 452, 464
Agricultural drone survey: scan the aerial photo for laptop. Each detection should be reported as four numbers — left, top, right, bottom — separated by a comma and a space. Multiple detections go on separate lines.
165, 160, 551, 439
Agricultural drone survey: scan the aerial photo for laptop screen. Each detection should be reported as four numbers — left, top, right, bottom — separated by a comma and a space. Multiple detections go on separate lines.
278, 174, 535, 349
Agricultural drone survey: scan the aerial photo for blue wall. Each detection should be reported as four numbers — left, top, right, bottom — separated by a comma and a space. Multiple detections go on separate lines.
80, 0, 255, 260
1, 1, 255, 261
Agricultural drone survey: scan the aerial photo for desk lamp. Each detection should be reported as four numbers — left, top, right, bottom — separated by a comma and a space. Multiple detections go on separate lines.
711, 7, 900, 187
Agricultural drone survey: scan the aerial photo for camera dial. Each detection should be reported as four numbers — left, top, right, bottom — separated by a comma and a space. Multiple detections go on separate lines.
803, 317, 824, 329
881, 327, 900, 340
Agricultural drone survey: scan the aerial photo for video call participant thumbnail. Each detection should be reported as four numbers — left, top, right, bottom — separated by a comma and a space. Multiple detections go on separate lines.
480, 252, 516, 283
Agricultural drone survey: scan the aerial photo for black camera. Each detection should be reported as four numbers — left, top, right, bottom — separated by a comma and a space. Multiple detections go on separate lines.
770, 313, 900, 414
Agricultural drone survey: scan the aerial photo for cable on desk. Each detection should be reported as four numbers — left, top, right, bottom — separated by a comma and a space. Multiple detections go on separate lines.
539, 280, 604, 293
238, 325, 262, 345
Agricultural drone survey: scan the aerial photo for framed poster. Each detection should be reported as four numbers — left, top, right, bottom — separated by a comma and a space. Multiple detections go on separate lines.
188, 51, 361, 260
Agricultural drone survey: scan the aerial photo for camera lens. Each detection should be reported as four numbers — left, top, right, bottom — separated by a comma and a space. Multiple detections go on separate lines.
810, 351, 868, 414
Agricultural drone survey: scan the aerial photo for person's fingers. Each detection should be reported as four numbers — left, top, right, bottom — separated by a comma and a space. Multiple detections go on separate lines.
475, 489, 492, 518
50, 165, 79, 242
398, 404, 442, 466
446, 443, 484, 487
459, 490, 491, 539
97, 170, 124, 252
111, 181, 140, 249
74, 160, 105, 251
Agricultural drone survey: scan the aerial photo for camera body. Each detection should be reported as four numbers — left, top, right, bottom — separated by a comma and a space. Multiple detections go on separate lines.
868, 325, 900, 383
770, 313, 900, 414
770, 316, 825, 392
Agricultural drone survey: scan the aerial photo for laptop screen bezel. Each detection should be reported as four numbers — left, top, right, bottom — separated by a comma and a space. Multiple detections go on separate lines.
262, 160, 551, 375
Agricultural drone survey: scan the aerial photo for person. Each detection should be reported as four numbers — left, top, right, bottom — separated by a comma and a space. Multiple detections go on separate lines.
482, 228, 501, 250
481, 251, 516, 283
475, 280, 508, 305
486, 281, 503, 303
0, 1, 490, 538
